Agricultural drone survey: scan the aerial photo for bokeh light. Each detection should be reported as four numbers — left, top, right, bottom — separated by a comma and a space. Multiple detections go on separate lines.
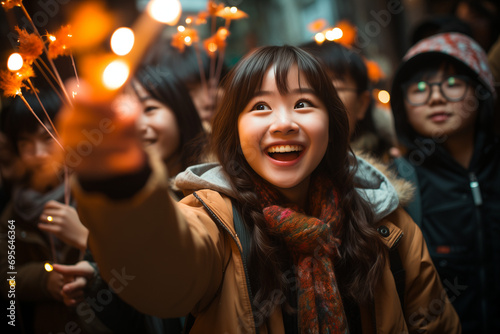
315, 32, 326, 44
378, 90, 391, 104
110, 27, 135, 56
102, 60, 130, 90
147, 0, 182, 25
7, 53, 23, 71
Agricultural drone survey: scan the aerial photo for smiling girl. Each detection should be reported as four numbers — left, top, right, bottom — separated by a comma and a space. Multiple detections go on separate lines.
59, 46, 459, 333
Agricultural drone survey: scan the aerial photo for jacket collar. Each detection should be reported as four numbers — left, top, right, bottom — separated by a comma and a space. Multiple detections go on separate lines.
174, 155, 400, 222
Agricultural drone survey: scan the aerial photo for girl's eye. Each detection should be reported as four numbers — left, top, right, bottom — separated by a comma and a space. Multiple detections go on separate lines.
251, 102, 270, 111
294, 100, 313, 109
144, 106, 157, 113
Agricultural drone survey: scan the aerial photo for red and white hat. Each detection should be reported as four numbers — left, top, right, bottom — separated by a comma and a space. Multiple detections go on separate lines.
403, 32, 495, 95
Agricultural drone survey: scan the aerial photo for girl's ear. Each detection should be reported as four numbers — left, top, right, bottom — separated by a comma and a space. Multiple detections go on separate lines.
356, 90, 371, 121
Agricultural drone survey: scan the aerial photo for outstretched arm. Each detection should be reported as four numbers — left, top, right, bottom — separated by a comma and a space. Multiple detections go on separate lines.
57, 83, 226, 318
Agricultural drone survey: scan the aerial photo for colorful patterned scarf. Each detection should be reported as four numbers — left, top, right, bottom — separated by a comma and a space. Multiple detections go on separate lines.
255, 174, 348, 334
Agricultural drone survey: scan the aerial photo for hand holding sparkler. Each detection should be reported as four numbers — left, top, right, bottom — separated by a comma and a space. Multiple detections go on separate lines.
38, 200, 89, 252
57, 79, 145, 179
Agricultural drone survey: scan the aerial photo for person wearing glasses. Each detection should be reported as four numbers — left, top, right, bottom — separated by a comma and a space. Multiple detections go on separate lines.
390, 32, 499, 334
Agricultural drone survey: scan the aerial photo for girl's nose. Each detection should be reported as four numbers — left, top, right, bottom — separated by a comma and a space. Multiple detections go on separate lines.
269, 109, 299, 135
428, 84, 447, 105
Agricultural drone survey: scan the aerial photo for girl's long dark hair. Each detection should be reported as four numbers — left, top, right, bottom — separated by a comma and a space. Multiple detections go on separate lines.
211, 45, 387, 320
133, 66, 207, 169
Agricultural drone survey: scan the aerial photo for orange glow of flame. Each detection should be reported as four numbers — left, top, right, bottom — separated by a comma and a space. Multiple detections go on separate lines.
102, 59, 129, 90
216, 6, 248, 20
67, 2, 115, 52
335, 20, 357, 46
15, 26, 43, 64
147, 0, 182, 25
308, 18, 328, 33
7, 53, 23, 71
1, 0, 22, 10
48, 25, 73, 59
0, 69, 25, 97
203, 28, 230, 57
378, 90, 390, 104
207, 0, 224, 16
365, 59, 385, 83
314, 33, 326, 44
44, 262, 53, 272
171, 27, 199, 52
110, 27, 135, 56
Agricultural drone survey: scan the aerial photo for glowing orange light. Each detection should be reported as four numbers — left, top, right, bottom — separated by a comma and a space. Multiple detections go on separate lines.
330, 27, 343, 40
148, 0, 182, 25
216, 6, 248, 20
44, 263, 54, 272
185, 17, 192, 24
177, 25, 185, 32
47, 215, 53, 222
308, 18, 328, 33
102, 60, 129, 90
378, 90, 390, 104
49, 35, 56, 42
9, 280, 15, 287
110, 27, 135, 56
7, 53, 23, 71
315, 33, 326, 44
207, 42, 218, 53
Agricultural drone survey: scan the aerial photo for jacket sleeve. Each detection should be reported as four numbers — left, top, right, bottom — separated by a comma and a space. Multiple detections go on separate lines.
391, 208, 462, 333
71, 156, 227, 318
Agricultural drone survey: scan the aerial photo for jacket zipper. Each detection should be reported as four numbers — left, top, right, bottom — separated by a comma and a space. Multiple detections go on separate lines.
469, 172, 488, 332
193, 192, 258, 334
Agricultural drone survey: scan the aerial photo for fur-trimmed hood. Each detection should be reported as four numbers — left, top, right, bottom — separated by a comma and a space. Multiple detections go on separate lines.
355, 152, 415, 208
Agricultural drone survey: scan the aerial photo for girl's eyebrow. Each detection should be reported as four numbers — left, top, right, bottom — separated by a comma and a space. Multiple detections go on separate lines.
137, 95, 156, 102
252, 88, 316, 97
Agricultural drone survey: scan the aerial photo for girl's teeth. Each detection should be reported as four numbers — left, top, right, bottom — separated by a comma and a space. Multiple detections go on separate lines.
267, 145, 303, 153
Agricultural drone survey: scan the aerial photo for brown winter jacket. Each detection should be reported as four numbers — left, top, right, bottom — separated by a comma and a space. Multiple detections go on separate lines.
73, 155, 461, 333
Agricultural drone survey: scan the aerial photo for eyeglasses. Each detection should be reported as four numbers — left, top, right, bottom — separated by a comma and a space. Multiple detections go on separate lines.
404, 75, 469, 106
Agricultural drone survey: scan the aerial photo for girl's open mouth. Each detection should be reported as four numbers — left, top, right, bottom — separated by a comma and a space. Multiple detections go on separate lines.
267, 145, 304, 161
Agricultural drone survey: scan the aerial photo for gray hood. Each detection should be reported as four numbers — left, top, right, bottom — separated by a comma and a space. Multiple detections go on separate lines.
174, 156, 399, 222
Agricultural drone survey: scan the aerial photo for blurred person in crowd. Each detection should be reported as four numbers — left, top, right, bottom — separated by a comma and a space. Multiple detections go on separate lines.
487, 35, 500, 133
0, 90, 89, 334
142, 38, 229, 131
391, 32, 499, 334
0, 109, 26, 215
301, 40, 397, 161
454, 0, 500, 52
410, 14, 473, 45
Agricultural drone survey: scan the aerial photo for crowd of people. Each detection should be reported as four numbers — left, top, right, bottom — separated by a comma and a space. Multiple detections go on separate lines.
1, 2, 499, 333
